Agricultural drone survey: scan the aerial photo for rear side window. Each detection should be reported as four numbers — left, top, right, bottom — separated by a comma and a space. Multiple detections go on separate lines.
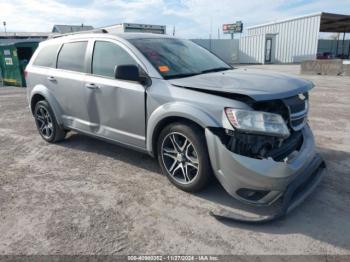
33, 44, 60, 68
57, 41, 87, 72
92, 41, 136, 78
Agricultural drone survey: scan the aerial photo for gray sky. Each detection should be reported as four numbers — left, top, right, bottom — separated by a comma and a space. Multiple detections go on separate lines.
1, 0, 350, 38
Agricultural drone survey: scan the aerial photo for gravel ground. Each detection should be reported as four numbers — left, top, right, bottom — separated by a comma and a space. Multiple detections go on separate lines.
0, 64, 349, 255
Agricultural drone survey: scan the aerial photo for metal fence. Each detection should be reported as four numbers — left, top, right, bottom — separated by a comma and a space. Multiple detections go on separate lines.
191, 39, 239, 64
0, 67, 3, 87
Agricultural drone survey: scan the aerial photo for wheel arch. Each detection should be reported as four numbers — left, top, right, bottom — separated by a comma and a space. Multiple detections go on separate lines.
30, 93, 46, 113
29, 85, 64, 126
146, 102, 221, 156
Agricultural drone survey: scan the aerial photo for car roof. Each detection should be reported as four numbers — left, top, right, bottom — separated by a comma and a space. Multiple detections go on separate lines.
52, 32, 173, 41
113, 33, 174, 40
41, 32, 176, 47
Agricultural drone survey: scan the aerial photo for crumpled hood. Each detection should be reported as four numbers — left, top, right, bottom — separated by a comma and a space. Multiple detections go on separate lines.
168, 68, 314, 101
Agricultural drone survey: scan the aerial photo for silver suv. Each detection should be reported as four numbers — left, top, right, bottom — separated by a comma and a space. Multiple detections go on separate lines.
26, 32, 326, 222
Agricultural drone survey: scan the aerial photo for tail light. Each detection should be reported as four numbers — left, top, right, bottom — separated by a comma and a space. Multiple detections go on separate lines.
24, 70, 28, 79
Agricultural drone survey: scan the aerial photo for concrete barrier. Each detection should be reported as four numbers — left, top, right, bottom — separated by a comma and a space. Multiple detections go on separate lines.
343, 64, 350, 76
301, 59, 343, 76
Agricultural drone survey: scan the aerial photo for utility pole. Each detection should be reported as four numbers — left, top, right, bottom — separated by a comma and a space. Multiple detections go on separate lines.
341, 30, 346, 58
336, 33, 340, 57
210, 17, 213, 38
3, 21, 6, 35
348, 33, 350, 59
209, 17, 213, 51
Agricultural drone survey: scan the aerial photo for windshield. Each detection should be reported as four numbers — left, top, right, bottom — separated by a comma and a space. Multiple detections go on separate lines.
128, 38, 231, 79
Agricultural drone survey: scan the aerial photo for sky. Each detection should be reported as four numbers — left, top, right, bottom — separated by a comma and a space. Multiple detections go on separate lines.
0, 0, 350, 38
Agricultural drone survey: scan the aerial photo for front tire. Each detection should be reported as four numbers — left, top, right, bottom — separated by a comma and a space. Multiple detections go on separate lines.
34, 100, 66, 143
157, 122, 212, 192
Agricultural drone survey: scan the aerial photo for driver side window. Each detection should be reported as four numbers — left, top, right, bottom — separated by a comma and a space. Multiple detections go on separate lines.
92, 41, 137, 78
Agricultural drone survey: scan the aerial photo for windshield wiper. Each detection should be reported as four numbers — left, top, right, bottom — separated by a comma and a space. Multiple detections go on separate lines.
164, 72, 200, 79
164, 67, 231, 80
200, 67, 231, 74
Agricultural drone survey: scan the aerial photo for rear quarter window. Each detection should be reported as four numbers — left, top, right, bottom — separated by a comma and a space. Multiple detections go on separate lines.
33, 44, 60, 68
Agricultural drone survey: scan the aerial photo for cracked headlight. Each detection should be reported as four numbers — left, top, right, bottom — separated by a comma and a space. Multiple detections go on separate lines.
223, 108, 290, 138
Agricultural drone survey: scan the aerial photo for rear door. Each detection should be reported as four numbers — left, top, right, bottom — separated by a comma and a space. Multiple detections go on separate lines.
84, 39, 146, 148
46, 40, 92, 131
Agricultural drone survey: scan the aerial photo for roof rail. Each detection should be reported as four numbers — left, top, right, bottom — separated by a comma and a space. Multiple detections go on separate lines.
48, 29, 108, 39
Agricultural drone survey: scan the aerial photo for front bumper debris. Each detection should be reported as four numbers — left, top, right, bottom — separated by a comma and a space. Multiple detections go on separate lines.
210, 155, 326, 224
205, 124, 326, 223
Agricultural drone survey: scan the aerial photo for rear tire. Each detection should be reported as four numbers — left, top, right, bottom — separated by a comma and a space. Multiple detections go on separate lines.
157, 122, 212, 192
34, 100, 66, 143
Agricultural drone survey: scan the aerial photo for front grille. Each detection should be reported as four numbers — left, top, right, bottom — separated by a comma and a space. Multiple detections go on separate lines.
291, 117, 305, 128
283, 93, 308, 131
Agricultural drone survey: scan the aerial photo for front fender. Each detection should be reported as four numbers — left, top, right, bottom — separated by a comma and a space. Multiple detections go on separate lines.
146, 102, 221, 154
30, 85, 64, 126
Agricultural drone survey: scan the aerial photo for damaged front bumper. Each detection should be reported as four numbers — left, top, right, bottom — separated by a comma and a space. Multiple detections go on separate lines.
205, 124, 326, 223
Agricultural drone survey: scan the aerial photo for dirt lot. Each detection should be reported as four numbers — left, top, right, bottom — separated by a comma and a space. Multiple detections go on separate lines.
0, 64, 349, 255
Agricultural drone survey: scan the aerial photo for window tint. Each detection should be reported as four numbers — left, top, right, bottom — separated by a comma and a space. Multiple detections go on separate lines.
33, 44, 60, 68
92, 41, 136, 78
57, 41, 87, 72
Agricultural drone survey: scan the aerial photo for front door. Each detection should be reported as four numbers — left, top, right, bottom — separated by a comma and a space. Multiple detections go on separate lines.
84, 40, 146, 148
265, 37, 273, 63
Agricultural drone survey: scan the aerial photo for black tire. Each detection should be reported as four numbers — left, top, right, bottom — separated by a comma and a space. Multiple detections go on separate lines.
34, 100, 66, 143
157, 122, 212, 192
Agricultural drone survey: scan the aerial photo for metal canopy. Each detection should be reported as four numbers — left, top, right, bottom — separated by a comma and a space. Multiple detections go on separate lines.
320, 12, 350, 32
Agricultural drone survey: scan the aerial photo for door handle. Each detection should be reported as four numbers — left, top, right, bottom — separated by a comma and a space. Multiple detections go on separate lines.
85, 83, 100, 90
47, 76, 56, 81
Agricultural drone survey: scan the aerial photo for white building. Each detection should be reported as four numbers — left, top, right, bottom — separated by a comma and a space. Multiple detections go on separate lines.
0, 32, 49, 45
52, 25, 94, 34
239, 12, 350, 64
101, 23, 166, 34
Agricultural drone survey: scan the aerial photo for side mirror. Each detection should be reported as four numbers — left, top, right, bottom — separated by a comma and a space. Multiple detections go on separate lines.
115, 64, 140, 82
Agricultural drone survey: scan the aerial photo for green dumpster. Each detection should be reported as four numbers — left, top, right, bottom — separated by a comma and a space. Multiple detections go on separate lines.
0, 41, 39, 87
